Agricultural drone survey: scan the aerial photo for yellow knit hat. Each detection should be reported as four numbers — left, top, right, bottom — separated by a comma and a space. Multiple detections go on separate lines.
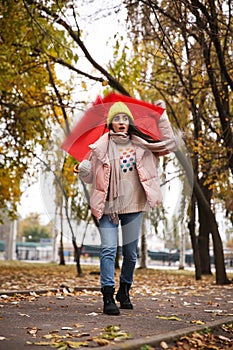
106, 102, 134, 127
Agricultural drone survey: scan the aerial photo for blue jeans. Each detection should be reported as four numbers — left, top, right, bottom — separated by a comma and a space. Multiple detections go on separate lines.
99, 212, 143, 288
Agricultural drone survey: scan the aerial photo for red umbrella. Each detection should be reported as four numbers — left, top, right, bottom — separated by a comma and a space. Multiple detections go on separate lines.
61, 92, 164, 162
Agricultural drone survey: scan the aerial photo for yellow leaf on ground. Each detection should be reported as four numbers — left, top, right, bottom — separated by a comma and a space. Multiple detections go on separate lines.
93, 337, 110, 345
191, 319, 205, 325
155, 315, 182, 321
67, 340, 88, 348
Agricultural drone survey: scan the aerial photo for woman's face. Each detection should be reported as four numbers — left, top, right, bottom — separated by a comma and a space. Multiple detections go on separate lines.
111, 113, 129, 133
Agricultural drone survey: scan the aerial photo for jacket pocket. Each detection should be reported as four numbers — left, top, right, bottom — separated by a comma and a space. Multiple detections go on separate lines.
94, 163, 110, 191
90, 189, 106, 214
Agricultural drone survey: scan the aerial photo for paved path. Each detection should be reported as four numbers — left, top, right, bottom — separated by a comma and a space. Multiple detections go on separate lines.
0, 284, 233, 349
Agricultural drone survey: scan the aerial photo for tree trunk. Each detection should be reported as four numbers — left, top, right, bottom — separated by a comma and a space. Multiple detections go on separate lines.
52, 207, 58, 262
197, 178, 212, 275
139, 215, 147, 269
179, 221, 185, 270
176, 150, 230, 284
209, 213, 230, 285
59, 230, 65, 265
72, 238, 83, 276
188, 194, 202, 280
6, 220, 17, 260
59, 199, 65, 265
198, 233, 211, 275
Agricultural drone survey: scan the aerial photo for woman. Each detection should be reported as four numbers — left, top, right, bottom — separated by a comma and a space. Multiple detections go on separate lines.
74, 101, 177, 315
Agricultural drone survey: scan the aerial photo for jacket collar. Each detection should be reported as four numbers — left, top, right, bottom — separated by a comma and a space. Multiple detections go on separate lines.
89, 133, 110, 163
89, 132, 147, 162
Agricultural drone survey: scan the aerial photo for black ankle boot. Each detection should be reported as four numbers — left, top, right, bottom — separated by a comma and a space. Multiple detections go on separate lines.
101, 286, 120, 315
116, 282, 133, 309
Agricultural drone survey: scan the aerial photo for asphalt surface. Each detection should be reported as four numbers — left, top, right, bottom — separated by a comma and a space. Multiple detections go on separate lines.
0, 285, 233, 350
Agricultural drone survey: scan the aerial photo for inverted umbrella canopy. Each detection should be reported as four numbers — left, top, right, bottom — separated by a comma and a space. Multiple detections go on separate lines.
61, 92, 165, 162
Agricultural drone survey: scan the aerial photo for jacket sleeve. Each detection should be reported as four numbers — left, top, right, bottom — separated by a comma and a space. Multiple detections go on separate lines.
79, 157, 94, 184
158, 111, 177, 152
154, 96, 180, 156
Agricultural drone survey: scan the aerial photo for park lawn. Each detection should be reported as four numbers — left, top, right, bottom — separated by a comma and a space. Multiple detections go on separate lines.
0, 260, 232, 293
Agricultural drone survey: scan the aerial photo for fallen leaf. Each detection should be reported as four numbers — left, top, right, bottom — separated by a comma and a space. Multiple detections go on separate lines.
155, 315, 182, 321
27, 327, 40, 337
102, 325, 131, 341
160, 341, 169, 349
104, 325, 121, 332
93, 337, 110, 345
190, 320, 205, 325
66, 340, 88, 348
73, 324, 84, 329
42, 333, 63, 340
73, 332, 90, 338
217, 334, 232, 343
204, 309, 223, 313
18, 313, 30, 317
34, 341, 51, 346
221, 323, 233, 333
50, 329, 59, 333
61, 327, 73, 330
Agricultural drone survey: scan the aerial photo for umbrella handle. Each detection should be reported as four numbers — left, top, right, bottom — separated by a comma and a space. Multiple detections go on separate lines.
73, 164, 80, 174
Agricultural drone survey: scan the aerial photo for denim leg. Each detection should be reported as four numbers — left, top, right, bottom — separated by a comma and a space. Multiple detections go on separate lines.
119, 212, 143, 284
99, 215, 118, 288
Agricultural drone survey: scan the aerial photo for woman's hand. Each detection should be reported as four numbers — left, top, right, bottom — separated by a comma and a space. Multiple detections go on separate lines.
74, 160, 91, 177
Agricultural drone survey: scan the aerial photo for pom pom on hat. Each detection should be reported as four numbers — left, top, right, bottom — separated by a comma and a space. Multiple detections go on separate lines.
106, 102, 134, 127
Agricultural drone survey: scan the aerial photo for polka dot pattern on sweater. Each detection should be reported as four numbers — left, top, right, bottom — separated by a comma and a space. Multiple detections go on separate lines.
118, 146, 136, 173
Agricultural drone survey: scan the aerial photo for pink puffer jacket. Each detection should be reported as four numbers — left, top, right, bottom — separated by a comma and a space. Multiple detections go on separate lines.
80, 112, 177, 220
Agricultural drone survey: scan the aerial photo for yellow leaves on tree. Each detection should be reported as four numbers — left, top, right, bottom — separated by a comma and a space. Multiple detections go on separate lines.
0, 167, 22, 220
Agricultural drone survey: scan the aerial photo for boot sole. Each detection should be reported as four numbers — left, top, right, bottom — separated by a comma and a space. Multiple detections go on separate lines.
116, 296, 133, 309
119, 304, 133, 309
104, 310, 120, 315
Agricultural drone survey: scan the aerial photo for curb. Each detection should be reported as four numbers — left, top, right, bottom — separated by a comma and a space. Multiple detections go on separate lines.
92, 316, 233, 350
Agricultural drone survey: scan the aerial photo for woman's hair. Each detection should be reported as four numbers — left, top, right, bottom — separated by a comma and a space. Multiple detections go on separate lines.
128, 123, 159, 143
108, 119, 159, 143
